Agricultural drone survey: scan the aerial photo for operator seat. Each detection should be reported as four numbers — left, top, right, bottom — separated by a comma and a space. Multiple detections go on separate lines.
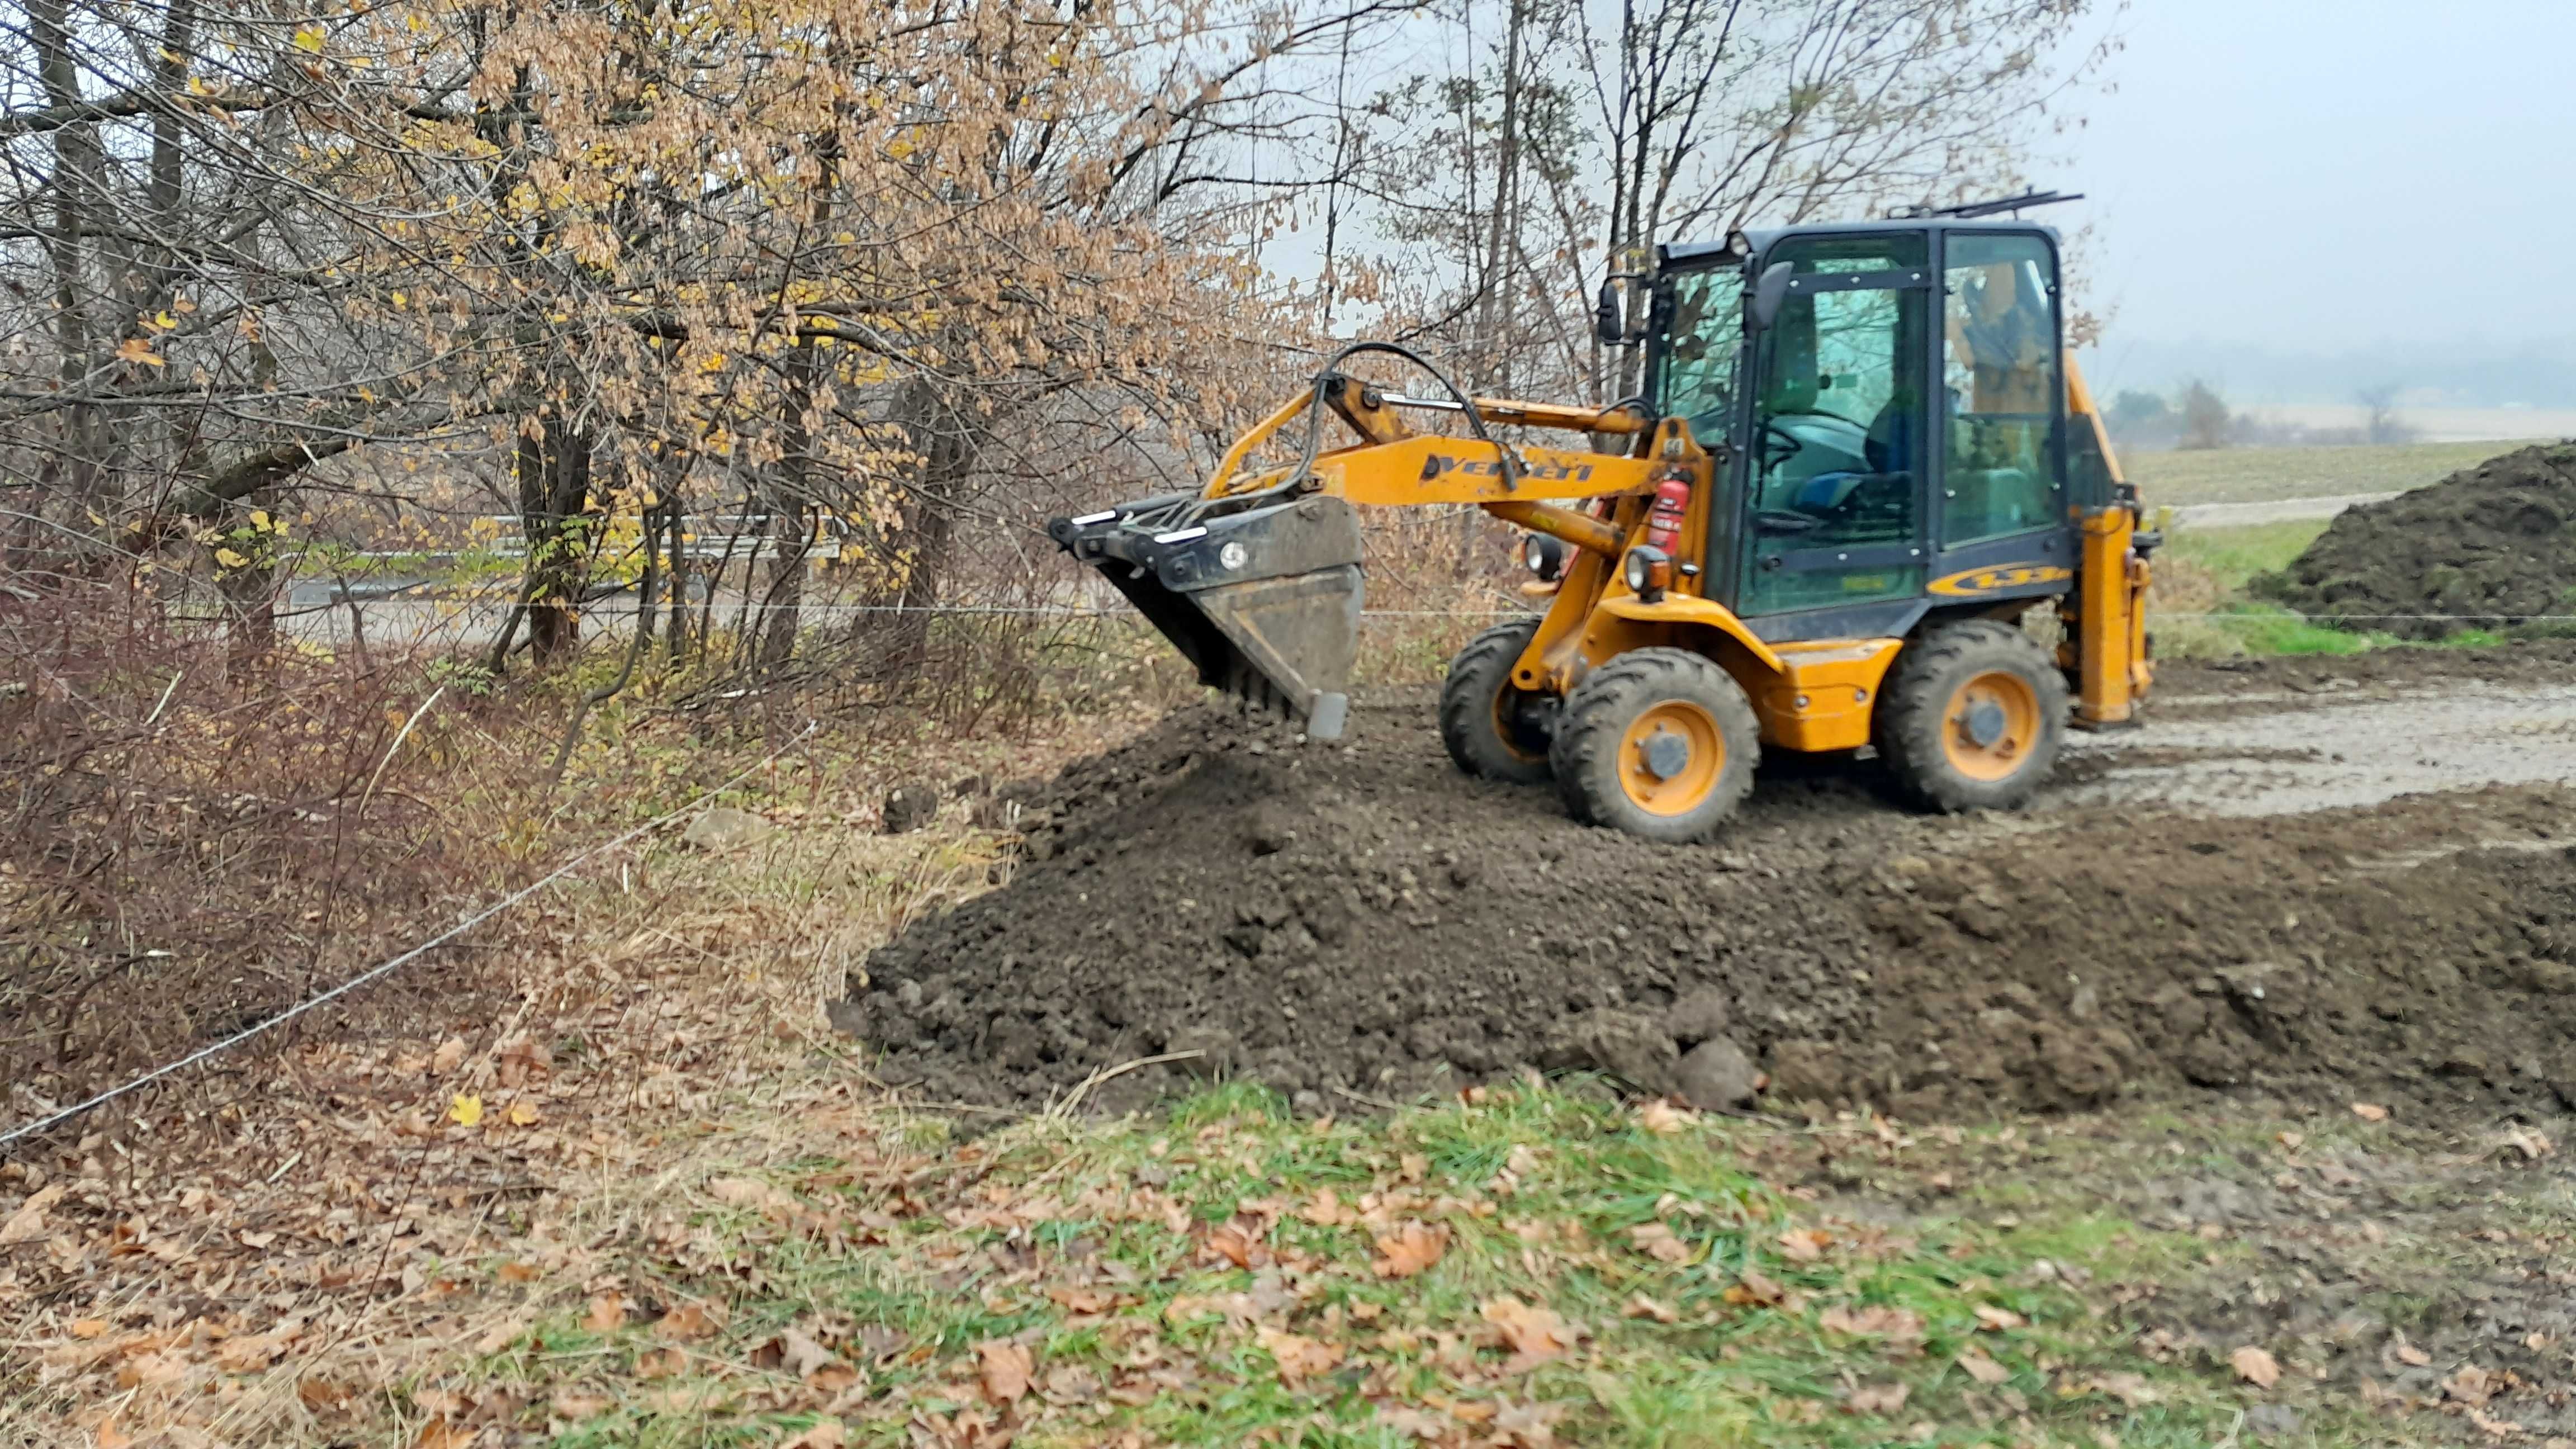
1793, 394, 1915, 524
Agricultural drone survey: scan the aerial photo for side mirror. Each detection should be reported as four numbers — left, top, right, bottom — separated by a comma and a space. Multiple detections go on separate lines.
1594, 278, 1626, 345
1749, 260, 1796, 330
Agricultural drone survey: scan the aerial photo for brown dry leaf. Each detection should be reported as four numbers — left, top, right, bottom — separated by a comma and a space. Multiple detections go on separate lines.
2444, 1365, 2497, 1407
1204, 1224, 1257, 1269
1300, 1187, 1351, 1227
1636, 1100, 1689, 1135
1628, 1222, 1690, 1265
2230, 1345, 2282, 1389
2351, 1102, 2390, 1123
1777, 1227, 1832, 1262
1254, 1325, 1344, 1386
506, 1101, 542, 1127
1492, 1398, 1568, 1447
656, 1302, 720, 1341
1481, 1297, 1572, 1373
1045, 1284, 1120, 1314
431, 1037, 467, 1074
1845, 1381, 1910, 1415
781, 1420, 847, 1449
412, 1420, 475, 1449
634, 1347, 688, 1379
68, 1318, 108, 1339
1819, 1305, 1925, 1342
977, 1339, 1034, 1404
497, 1261, 542, 1284
1957, 1349, 2010, 1385
298, 1377, 353, 1412
2396, 1341, 2433, 1367
549, 1388, 611, 1420
1972, 1305, 2025, 1332
93, 1417, 132, 1449
708, 1176, 798, 1218
1622, 1293, 1678, 1324
0, 1183, 65, 1246
2085, 1372, 2160, 1407
1373, 1220, 1450, 1278
1724, 1267, 1787, 1307
583, 1294, 626, 1332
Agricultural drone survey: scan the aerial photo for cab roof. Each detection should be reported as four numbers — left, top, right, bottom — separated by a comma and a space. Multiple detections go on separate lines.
1660, 216, 2063, 271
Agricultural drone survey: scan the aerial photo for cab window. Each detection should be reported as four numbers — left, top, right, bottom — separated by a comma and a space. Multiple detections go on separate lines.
1942, 233, 2063, 544
1657, 268, 1744, 449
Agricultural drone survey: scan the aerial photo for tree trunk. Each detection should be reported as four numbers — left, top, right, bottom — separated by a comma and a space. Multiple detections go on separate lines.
864, 383, 973, 676
515, 416, 595, 665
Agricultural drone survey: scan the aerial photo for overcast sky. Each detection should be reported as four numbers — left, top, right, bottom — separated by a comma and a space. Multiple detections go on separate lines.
2062, 0, 2576, 358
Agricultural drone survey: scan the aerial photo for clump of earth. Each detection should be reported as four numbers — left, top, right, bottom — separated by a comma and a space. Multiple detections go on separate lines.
2259, 441, 2576, 637
841, 661, 2576, 1124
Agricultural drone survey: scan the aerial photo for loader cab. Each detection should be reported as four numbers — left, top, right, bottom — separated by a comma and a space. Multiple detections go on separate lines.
1649, 221, 2078, 644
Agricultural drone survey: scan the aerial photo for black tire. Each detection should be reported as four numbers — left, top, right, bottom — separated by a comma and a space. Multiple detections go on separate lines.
1439, 619, 1556, 783
1874, 619, 2068, 813
1549, 648, 1760, 844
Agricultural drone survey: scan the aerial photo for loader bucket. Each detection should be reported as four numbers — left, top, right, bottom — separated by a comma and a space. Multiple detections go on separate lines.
1049, 494, 1364, 738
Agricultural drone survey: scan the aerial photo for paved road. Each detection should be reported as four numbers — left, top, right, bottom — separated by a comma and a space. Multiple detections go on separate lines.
2165, 491, 2400, 529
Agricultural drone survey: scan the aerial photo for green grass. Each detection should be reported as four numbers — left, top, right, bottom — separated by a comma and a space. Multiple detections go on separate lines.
436, 1084, 2271, 1448
2124, 437, 2546, 508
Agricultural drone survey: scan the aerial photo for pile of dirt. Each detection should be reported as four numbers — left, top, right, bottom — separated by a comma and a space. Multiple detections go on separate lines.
2259, 441, 2576, 637
842, 692, 2576, 1124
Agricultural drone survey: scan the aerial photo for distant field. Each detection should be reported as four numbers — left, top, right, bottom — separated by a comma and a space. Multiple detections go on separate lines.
2122, 437, 2546, 507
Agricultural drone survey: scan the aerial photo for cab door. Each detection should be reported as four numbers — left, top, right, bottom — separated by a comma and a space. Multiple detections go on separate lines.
1737, 233, 1935, 637
1931, 230, 2073, 585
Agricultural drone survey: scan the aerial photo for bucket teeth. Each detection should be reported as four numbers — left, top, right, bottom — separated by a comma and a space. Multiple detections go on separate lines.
1050, 495, 1365, 738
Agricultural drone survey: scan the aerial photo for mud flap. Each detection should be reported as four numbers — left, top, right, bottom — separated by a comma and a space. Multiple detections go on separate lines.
1049, 494, 1364, 737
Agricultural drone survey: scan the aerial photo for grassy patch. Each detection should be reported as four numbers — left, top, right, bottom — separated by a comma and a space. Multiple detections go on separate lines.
427, 1086, 2264, 1447
2125, 438, 2544, 508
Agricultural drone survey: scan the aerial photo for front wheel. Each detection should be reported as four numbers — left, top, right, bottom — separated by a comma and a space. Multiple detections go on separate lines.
1874, 620, 2068, 812
1439, 618, 1556, 784
1550, 648, 1760, 844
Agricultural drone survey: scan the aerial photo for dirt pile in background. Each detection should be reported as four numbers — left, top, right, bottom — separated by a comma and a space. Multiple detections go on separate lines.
2259, 441, 2576, 637
844, 682, 2576, 1125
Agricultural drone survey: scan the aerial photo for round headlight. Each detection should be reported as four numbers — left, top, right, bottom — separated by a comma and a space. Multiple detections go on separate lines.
1218, 540, 1248, 571
1622, 548, 1652, 592
1521, 533, 1565, 582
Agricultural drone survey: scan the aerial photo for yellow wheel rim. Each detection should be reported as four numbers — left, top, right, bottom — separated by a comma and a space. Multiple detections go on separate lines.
1942, 669, 2041, 783
1619, 700, 1723, 815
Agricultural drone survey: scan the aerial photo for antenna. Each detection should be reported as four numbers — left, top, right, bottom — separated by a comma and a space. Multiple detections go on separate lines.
1890, 190, 2085, 221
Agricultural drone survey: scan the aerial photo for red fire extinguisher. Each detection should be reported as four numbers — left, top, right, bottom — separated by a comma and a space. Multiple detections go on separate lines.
1644, 466, 1692, 552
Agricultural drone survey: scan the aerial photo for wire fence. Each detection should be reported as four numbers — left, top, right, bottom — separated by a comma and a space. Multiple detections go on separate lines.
0, 722, 820, 1157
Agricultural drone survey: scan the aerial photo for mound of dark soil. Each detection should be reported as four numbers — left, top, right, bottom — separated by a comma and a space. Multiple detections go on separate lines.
2260, 442, 2576, 637
844, 695, 2576, 1124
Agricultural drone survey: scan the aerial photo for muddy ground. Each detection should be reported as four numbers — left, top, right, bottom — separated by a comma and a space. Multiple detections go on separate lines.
845, 641, 2576, 1130
2260, 441, 2576, 636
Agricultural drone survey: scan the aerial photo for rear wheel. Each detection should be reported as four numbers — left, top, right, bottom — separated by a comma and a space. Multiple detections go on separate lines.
1550, 648, 1760, 844
1875, 620, 2068, 812
1439, 619, 1555, 784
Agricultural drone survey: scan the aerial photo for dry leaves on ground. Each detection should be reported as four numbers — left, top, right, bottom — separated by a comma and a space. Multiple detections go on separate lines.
2351, 1102, 2390, 1122
1373, 1220, 1450, 1278
977, 1339, 1033, 1404
1972, 1305, 2025, 1332
1845, 1381, 1910, 1415
2231, 1345, 2282, 1388
1627, 1222, 1690, 1265
1957, 1349, 2010, 1385
1481, 1298, 1572, 1374
1777, 1227, 1831, 1262
1254, 1326, 1345, 1386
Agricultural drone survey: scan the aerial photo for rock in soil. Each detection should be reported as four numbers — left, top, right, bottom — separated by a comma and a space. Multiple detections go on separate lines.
846, 667, 2576, 1124
881, 782, 941, 834
682, 806, 771, 852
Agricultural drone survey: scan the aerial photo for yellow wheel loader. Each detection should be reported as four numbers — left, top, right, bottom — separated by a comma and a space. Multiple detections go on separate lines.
1050, 207, 2156, 843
